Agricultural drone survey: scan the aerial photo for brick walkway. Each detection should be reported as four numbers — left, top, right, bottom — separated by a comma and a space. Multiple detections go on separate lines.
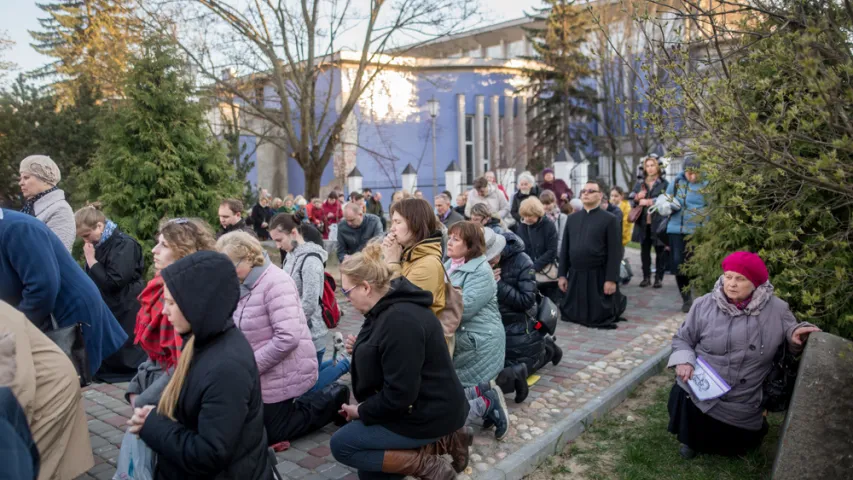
76, 248, 683, 480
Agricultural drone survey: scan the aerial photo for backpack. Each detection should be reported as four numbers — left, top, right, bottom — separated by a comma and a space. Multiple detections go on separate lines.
296, 252, 341, 329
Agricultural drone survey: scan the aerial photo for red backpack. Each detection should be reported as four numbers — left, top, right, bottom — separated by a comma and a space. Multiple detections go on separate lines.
299, 253, 341, 329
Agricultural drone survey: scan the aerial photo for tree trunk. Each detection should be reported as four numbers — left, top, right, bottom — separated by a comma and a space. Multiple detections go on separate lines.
303, 160, 323, 199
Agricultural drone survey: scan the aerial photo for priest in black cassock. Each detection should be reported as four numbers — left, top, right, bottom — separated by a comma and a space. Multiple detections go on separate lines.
557, 179, 627, 329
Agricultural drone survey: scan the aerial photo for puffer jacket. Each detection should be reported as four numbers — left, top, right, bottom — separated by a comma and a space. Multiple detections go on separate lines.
33, 188, 75, 252
665, 172, 709, 235
233, 263, 318, 404
283, 241, 330, 352
390, 231, 446, 317
517, 216, 558, 273
496, 232, 537, 326
445, 255, 505, 386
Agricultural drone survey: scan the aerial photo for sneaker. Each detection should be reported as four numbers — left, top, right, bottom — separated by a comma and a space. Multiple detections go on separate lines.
482, 389, 510, 440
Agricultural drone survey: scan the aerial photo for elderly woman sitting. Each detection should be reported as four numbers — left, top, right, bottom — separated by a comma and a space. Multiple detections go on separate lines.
667, 252, 820, 459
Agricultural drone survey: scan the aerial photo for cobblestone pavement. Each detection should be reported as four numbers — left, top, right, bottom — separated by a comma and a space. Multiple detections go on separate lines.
76, 248, 683, 480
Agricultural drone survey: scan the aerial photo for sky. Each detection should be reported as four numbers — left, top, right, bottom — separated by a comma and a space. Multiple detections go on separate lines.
0, 0, 543, 78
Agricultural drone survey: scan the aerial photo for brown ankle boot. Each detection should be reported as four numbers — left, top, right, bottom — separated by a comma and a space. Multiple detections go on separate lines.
427, 426, 473, 472
381, 448, 456, 480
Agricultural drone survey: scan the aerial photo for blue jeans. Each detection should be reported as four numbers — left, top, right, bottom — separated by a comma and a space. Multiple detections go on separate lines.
330, 420, 438, 479
311, 349, 350, 392
0, 387, 39, 480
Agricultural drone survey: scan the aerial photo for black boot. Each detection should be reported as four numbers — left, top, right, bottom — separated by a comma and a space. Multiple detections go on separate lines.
545, 336, 563, 366
653, 277, 663, 288
681, 291, 693, 313
639, 276, 651, 287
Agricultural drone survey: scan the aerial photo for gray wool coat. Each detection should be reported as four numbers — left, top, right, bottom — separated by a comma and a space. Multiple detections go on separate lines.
34, 189, 75, 252
668, 278, 813, 430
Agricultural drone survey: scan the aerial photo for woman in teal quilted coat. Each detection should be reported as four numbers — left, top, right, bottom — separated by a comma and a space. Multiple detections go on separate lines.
445, 222, 506, 387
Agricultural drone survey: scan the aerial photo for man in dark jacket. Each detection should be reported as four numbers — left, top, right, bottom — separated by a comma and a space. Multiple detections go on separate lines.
136, 251, 272, 480
435, 194, 463, 227
337, 203, 383, 262
363, 188, 386, 230
217, 198, 256, 239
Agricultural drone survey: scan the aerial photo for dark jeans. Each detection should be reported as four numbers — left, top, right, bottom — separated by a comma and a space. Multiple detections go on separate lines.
669, 234, 692, 293
0, 387, 39, 480
641, 225, 667, 280
330, 420, 438, 480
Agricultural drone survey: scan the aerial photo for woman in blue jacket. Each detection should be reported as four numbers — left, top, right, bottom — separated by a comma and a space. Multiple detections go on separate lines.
664, 157, 708, 312
0, 208, 127, 377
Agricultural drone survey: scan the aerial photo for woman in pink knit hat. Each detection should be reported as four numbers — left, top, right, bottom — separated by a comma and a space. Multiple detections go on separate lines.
666, 251, 821, 459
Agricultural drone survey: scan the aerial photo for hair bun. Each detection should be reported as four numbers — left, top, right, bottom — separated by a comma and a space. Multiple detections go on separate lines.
86, 201, 103, 210
360, 242, 383, 263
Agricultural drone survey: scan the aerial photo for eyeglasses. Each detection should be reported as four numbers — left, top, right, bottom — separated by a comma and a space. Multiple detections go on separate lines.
579, 189, 600, 194
341, 283, 362, 298
169, 218, 189, 225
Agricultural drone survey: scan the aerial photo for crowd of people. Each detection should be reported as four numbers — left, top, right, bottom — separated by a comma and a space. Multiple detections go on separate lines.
0, 153, 822, 479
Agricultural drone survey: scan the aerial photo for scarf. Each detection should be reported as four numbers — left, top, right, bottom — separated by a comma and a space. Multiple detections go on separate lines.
135, 274, 182, 369
239, 262, 270, 298
21, 186, 58, 216
448, 257, 466, 275
97, 220, 118, 247
712, 276, 775, 317
545, 207, 560, 225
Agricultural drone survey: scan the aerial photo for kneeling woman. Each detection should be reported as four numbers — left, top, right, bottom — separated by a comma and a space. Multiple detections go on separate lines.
129, 251, 272, 479
331, 244, 471, 479
217, 232, 349, 445
667, 251, 820, 459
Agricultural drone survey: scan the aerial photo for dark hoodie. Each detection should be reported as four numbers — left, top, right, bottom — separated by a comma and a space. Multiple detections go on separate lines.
139, 251, 271, 480
351, 276, 468, 439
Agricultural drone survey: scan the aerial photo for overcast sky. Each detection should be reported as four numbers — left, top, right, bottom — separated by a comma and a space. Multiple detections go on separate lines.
1, 0, 543, 79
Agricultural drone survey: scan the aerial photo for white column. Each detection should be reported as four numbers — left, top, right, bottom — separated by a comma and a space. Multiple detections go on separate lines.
516, 96, 528, 171
457, 94, 466, 182
347, 167, 363, 195
554, 157, 571, 187
445, 162, 463, 197
490, 95, 500, 171
496, 167, 516, 195
576, 161, 590, 189
475, 95, 485, 179
503, 96, 514, 169
401, 164, 418, 194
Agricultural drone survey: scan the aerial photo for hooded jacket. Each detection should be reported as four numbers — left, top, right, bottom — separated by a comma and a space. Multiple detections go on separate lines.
496, 232, 537, 326
389, 231, 446, 317
233, 263, 318, 404
445, 255, 506, 386
283, 241, 330, 352
140, 251, 270, 480
664, 172, 708, 235
351, 277, 468, 439
0, 209, 126, 375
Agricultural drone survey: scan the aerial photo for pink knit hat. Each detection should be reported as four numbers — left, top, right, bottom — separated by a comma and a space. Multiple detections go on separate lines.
721, 251, 769, 287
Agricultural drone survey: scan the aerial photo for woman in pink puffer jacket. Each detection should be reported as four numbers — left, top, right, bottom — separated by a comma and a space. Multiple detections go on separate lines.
217, 232, 351, 445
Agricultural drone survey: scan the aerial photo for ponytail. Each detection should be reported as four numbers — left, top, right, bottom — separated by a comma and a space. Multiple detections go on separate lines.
157, 335, 195, 420
74, 202, 106, 230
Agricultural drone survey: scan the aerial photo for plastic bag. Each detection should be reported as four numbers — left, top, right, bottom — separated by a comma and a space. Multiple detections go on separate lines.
113, 430, 154, 480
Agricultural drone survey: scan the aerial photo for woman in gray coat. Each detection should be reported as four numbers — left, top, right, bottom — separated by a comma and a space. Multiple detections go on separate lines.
18, 155, 75, 252
667, 251, 820, 459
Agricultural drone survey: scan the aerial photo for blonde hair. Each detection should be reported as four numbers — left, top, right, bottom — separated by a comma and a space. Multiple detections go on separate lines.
158, 218, 217, 261
519, 196, 545, 218
340, 242, 396, 293
74, 202, 106, 230
158, 335, 195, 420
216, 231, 266, 267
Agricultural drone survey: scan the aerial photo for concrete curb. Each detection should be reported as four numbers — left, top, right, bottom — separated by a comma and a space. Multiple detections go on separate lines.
478, 344, 672, 480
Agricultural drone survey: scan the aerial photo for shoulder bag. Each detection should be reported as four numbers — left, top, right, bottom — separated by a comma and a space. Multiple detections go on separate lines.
534, 292, 559, 336
45, 316, 91, 387
628, 184, 646, 223
761, 319, 801, 412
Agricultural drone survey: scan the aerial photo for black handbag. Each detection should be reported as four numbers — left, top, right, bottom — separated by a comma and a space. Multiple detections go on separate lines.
761, 342, 799, 412
535, 292, 559, 336
45, 316, 91, 388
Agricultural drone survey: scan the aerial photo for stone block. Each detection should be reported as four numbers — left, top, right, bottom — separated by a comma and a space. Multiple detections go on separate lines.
772, 333, 853, 479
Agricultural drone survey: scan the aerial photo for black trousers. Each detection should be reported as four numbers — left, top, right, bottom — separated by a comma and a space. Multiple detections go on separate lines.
264, 388, 342, 445
669, 234, 692, 293
641, 225, 667, 280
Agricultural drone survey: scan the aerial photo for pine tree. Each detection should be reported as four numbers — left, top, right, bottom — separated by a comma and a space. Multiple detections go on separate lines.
29, 0, 141, 105
84, 38, 240, 254
522, 0, 598, 172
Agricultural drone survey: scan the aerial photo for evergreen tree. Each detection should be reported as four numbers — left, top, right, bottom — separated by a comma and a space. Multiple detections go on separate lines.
84, 39, 240, 256
522, 0, 598, 172
29, 0, 142, 105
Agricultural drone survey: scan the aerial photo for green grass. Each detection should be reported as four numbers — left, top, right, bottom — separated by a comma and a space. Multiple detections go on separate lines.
562, 380, 782, 480
627, 241, 641, 249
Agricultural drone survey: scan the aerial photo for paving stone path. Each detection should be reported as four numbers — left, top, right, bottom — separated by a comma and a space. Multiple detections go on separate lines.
76, 248, 683, 480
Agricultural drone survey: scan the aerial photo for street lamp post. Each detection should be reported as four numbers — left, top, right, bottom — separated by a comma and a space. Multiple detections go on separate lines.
427, 98, 440, 201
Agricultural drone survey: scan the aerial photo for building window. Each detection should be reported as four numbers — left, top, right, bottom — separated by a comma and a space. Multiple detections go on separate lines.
464, 115, 474, 183
483, 115, 491, 173
254, 85, 265, 106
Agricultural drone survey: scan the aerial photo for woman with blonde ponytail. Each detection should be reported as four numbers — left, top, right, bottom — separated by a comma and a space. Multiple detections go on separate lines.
127, 251, 272, 479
